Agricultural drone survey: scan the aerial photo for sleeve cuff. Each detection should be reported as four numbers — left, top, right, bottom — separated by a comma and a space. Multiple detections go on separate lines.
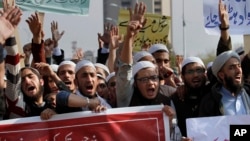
56, 91, 70, 107
53, 47, 62, 56
101, 47, 109, 54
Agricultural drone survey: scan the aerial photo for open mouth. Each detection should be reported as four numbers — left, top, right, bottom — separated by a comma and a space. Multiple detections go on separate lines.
192, 79, 201, 84
147, 87, 156, 95
28, 86, 35, 91
148, 88, 155, 91
86, 85, 93, 90
235, 76, 241, 82
64, 81, 72, 86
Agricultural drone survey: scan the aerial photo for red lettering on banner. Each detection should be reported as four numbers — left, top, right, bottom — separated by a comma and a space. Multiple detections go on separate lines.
0, 106, 169, 141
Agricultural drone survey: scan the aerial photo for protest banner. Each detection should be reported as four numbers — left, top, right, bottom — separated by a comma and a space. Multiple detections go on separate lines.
186, 115, 250, 141
203, 0, 250, 35
0, 0, 90, 15
118, 9, 171, 52
0, 105, 170, 141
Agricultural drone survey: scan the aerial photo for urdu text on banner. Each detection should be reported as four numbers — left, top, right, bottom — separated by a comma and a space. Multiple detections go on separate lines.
0, 105, 170, 141
118, 9, 171, 52
0, 0, 90, 15
203, 0, 250, 35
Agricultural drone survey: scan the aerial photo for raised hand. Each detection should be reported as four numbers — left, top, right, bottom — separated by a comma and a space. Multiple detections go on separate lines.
26, 12, 44, 44
44, 38, 54, 57
127, 2, 147, 38
34, 62, 54, 77
72, 48, 84, 62
51, 21, 64, 47
0, 6, 22, 44
98, 23, 112, 46
109, 26, 122, 50
218, 0, 229, 28
130, 2, 147, 25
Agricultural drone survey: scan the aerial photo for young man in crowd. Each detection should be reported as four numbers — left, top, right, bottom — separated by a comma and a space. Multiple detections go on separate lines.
56, 60, 111, 114
171, 57, 208, 137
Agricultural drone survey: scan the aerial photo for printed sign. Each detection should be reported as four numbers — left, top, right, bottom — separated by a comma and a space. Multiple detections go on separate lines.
0, 0, 90, 15
0, 105, 170, 141
118, 9, 171, 52
186, 115, 250, 141
203, 0, 250, 35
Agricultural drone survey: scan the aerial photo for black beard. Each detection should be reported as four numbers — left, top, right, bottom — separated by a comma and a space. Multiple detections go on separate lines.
23, 85, 43, 103
224, 75, 242, 94
183, 78, 206, 90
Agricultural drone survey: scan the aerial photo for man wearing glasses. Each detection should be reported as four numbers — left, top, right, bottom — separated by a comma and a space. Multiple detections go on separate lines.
171, 57, 208, 137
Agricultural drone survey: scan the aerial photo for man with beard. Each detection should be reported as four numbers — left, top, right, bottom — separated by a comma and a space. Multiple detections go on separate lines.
171, 57, 208, 137
199, 50, 250, 116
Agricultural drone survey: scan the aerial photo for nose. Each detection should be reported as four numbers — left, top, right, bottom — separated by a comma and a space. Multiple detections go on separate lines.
24, 77, 31, 83
64, 72, 71, 78
236, 65, 242, 74
158, 61, 164, 68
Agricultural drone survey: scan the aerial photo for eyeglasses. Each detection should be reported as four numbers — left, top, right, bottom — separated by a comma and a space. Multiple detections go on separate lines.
136, 75, 159, 83
109, 82, 116, 87
98, 83, 107, 89
185, 68, 205, 75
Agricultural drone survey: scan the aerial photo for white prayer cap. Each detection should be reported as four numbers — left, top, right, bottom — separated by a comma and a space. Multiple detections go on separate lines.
75, 60, 96, 74
212, 50, 240, 80
132, 61, 156, 77
50, 64, 59, 72
97, 73, 105, 80
148, 44, 169, 54
106, 72, 116, 83
94, 63, 110, 75
206, 62, 213, 69
58, 61, 76, 68
181, 57, 205, 70
133, 51, 153, 62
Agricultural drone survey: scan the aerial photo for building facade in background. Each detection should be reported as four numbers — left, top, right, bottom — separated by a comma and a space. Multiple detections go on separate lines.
103, 0, 170, 25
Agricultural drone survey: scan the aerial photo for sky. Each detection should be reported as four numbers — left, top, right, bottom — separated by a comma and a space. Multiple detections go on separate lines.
16, 0, 244, 59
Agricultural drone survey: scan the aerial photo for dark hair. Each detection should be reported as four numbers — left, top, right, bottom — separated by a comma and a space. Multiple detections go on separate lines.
181, 65, 187, 75
20, 67, 44, 103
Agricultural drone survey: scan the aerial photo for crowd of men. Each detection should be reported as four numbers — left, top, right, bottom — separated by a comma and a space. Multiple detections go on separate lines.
0, 0, 250, 140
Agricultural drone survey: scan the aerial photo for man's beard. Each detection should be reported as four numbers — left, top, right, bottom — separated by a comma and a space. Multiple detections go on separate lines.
224, 75, 242, 93
24, 85, 43, 103
184, 78, 206, 90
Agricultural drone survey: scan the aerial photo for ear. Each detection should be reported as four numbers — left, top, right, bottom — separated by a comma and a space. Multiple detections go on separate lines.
40, 79, 44, 86
218, 72, 224, 81
74, 78, 78, 87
